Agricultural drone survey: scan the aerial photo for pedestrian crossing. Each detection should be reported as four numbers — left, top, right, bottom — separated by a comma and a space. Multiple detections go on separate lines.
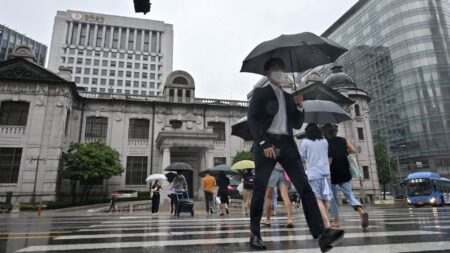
15, 206, 450, 253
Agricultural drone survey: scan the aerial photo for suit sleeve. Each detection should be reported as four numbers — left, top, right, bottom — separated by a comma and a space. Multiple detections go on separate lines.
290, 96, 304, 129
247, 88, 269, 146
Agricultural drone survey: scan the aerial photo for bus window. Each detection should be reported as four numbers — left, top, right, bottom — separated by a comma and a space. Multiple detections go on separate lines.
406, 179, 433, 196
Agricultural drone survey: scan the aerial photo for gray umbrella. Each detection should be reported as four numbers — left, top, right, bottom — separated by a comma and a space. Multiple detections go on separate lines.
164, 162, 194, 172
210, 164, 240, 176
303, 100, 352, 124
240, 32, 347, 75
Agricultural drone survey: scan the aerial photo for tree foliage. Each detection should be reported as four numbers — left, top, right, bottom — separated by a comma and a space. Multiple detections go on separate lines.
373, 133, 393, 199
62, 141, 123, 203
233, 150, 253, 164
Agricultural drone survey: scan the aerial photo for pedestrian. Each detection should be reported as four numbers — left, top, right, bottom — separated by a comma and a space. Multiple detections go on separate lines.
108, 196, 117, 213
246, 58, 343, 251
172, 171, 188, 195
216, 171, 230, 216
151, 180, 162, 214
242, 169, 255, 216
300, 123, 334, 229
202, 172, 217, 214
261, 163, 294, 228
322, 123, 369, 229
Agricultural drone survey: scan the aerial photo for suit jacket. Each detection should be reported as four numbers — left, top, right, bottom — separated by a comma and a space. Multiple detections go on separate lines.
247, 84, 304, 146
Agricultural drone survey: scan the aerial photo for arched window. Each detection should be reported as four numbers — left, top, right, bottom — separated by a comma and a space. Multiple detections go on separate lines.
173, 76, 188, 85
0, 101, 30, 126
129, 119, 150, 139
85, 117, 108, 138
355, 104, 361, 117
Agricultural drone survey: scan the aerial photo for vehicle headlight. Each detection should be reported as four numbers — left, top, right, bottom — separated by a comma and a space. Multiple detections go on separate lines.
407, 198, 411, 204
430, 197, 436, 203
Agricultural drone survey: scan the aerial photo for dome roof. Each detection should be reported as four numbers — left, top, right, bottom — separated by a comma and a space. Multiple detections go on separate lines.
324, 65, 356, 89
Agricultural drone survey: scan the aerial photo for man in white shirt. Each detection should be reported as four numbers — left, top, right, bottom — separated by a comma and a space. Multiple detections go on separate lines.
247, 58, 344, 252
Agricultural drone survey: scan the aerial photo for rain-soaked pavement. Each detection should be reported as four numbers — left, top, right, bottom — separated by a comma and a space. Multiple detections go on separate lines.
1, 206, 450, 253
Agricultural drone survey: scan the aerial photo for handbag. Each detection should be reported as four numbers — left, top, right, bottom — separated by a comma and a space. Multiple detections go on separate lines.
237, 182, 244, 195
284, 171, 291, 183
347, 154, 361, 178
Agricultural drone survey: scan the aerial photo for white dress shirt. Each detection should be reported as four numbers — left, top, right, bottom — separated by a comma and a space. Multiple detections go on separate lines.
267, 83, 288, 135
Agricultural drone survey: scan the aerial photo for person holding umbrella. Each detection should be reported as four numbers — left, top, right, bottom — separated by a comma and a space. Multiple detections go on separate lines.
151, 180, 162, 214
246, 58, 344, 251
216, 171, 230, 216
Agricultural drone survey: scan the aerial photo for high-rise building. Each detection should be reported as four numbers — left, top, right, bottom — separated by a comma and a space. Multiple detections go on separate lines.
0, 25, 47, 66
322, 0, 450, 178
48, 10, 173, 96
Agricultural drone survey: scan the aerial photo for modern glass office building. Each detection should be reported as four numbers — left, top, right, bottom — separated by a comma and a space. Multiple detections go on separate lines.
48, 10, 173, 96
322, 0, 450, 178
0, 25, 47, 66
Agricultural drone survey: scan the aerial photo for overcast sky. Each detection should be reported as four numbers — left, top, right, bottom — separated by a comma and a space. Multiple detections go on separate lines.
1, 0, 358, 100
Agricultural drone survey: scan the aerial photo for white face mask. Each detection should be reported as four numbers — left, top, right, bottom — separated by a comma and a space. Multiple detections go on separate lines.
270, 71, 287, 83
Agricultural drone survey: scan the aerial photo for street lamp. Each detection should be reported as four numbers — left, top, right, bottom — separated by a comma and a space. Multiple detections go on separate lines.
29, 156, 46, 204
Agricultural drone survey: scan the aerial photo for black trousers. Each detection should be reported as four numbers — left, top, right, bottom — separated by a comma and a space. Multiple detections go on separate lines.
250, 135, 326, 237
151, 193, 160, 213
204, 191, 214, 212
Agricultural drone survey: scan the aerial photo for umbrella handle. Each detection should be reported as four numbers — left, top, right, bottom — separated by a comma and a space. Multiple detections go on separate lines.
289, 49, 296, 90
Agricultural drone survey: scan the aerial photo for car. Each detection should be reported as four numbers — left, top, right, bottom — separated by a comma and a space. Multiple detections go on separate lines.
379, 192, 394, 200
111, 190, 138, 198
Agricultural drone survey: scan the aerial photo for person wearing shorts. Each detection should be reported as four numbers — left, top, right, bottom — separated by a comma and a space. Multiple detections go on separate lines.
261, 163, 294, 228
300, 123, 333, 229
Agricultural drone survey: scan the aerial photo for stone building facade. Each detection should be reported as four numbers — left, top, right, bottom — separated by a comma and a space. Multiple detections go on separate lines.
0, 48, 249, 204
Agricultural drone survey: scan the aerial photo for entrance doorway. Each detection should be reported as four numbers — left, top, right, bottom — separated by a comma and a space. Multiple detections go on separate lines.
171, 148, 202, 198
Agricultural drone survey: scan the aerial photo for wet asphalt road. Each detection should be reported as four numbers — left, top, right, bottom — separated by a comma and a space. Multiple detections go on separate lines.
1, 206, 450, 253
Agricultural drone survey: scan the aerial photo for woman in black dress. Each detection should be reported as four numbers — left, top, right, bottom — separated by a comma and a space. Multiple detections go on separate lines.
216, 171, 230, 216
151, 180, 162, 214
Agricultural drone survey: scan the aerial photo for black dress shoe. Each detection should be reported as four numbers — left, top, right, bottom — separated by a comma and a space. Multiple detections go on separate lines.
318, 228, 344, 253
250, 234, 266, 250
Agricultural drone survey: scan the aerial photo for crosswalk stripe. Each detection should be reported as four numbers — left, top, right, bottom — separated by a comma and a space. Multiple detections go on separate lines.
237, 241, 450, 253
16, 230, 442, 252
63, 225, 381, 239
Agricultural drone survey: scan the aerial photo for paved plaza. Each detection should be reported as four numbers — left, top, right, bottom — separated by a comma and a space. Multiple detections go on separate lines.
0, 206, 450, 253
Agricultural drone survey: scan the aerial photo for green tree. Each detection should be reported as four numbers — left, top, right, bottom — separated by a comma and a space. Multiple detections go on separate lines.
373, 133, 393, 200
233, 150, 253, 164
62, 141, 123, 203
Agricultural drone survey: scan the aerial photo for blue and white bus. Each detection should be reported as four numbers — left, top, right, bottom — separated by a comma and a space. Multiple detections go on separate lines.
403, 172, 450, 207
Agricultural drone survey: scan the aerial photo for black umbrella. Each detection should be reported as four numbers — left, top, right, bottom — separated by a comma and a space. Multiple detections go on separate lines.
198, 170, 213, 177
231, 117, 254, 141
165, 171, 177, 183
240, 32, 347, 75
303, 100, 352, 124
164, 162, 194, 172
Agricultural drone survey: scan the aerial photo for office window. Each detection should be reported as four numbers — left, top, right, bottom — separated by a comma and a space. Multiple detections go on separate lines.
87, 25, 95, 46
135, 55, 141, 60
118, 71, 124, 77
127, 62, 132, 68
91, 88, 97, 92
102, 60, 108, 67
128, 29, 135, 50
86, 50, 93, 56
100, 78, 106, 85
110, 61, 116, 67
141, 82, 147, 87
120, 29, 126, 49
104, 26, 111, 48
84, 68, 90, 75
0, 148, 22, 183
76, 58, 83, 64
150, 82, 155, 88
92, 78, 98, 85
83, 77, 89, 84
117, 80, 123, 86
94, 59, 100, 66
68, 57, 74, 64
128, 119, 149, 139
85, 117, 108, 138
117, 89, 122, 93
85, 59, 92, 65
75, 77, 81, 83
96, 26, 103, 47
144, 31, 150, 51
134, 72, 139, 78
136, 30, 142, 51
103, 52, 108, 57
71, 23, 79, 44
214, 157, 226, 166
134, 81, 139, 87
127, 54, 133, 60
93, 68, 99, 75
135, 63, 140, 69
119, 61, 124, 68
357, 128, 365, 140
109, 79, 114, 85
141, 90, 146, 95
112, 27, 119, 48
76, 67, 82, 74
125, 90, 131, 94
126, 71, 131, 78
133, 90, 139, 95
126, 156, 147, 185
126, 81, 131, 87
143, 64, 148, 70
79, 24, 87, 45
143, 55, 148, 61
101, 69, 107, 76
150, 64, 155, 70
109, 70, 115, 76
0, 101, 29, 126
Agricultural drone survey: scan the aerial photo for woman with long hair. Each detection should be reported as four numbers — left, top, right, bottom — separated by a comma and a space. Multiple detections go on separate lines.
151, 180, 162, 214
322, 123, 369, 229
300, 123, 333, 229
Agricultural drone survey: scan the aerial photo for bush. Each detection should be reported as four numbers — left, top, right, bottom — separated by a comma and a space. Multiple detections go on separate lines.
19, 204, 39, 211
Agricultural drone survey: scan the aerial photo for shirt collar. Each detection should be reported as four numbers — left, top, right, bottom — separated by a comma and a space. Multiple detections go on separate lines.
269, 82, 283, 91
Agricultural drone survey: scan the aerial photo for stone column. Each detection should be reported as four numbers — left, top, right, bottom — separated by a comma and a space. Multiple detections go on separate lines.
161, 147, 171, 170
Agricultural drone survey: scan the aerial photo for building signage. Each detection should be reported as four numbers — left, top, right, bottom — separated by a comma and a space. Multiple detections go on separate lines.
71, 12, 105, 24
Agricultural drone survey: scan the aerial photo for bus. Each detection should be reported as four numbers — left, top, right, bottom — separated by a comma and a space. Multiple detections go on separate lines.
403, 172, 450, 207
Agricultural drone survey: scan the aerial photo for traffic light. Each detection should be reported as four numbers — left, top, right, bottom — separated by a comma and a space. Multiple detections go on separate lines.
134, 0, 151, 15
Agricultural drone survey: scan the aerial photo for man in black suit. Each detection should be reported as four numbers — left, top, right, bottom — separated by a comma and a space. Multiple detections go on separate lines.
247, 58, 344, 252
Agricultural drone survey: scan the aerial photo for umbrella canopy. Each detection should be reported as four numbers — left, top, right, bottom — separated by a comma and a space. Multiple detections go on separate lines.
145, 174, 167, 182
164, 162, 194, 172
232, 160, 255, 170
165, 171, 177, 183
211, 164, 240, 176
198, 170, 213, 177
231, 117, 253, 141
303, 100, 352, 124
241, 32, 347, 75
